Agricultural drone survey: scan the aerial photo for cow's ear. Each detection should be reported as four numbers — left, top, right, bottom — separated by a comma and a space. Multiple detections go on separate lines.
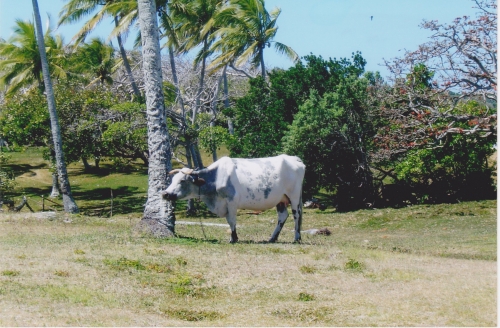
193, 177, 206, 187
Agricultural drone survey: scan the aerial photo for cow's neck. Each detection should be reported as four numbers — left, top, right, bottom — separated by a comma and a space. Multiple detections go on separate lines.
196, 167, 217, 197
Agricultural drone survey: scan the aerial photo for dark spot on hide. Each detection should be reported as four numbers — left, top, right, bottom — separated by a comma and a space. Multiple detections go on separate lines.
247, 188, 256, 200
277, 202, 286, 213
257, 161, 275, 199
217, 176, 235, 201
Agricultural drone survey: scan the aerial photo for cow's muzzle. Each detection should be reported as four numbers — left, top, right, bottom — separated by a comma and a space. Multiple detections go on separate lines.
162, 191, 177, 201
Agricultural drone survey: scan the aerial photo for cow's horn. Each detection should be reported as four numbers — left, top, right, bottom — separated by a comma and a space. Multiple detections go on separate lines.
168, 169, 181, 175
181, 168, 194, 175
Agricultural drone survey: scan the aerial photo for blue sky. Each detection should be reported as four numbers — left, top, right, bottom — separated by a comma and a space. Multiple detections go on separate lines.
0, 0, 481, 78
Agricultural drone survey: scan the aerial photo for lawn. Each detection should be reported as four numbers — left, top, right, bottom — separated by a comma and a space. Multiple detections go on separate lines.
0, 147, 496, 326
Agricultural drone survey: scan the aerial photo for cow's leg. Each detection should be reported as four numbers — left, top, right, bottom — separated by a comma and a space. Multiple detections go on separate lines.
269, 202, 289, 243
290, 194, 303, 242
225, 204, 238, 243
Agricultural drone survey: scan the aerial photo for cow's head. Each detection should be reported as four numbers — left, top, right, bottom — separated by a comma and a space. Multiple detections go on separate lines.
162, 168, 206, 201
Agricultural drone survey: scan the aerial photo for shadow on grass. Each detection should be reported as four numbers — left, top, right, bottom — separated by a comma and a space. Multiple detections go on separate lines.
157, 235, 222, 245
71, 186, 145, 216
8, 163, 48, 177
162, 235, 300, 246
72, 185, 141, 200
70, 165, 148, 177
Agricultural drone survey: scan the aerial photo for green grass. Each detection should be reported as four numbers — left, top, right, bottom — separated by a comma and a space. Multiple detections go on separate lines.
5, 146, 231, 217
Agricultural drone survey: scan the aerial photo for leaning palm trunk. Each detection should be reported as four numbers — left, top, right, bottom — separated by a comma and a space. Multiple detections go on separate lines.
136, 0, 175, 237
32, 0, 78, 213
114, 16, 141, 100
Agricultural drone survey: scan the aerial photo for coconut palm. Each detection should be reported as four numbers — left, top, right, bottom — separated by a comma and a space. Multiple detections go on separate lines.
169, 0, 221, 125
209, 0, 298, 79
72, 37, 117, 85
31, 0, 79, 213
58, 0, 141, 98
136, 0, 175, 236
0, 19, 67, 96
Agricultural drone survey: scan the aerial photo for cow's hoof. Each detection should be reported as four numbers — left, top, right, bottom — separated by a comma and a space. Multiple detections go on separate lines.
293, 239, 302, 244
229, 238, 238, 244
268, 238, 277, 243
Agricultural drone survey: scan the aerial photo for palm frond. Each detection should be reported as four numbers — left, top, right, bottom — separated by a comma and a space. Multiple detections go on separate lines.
235, 41, 259, 67
58, 0, 99, 26
108, 10, 137, 42
3, 68, 34, 96
69, 9, 108, 47
273, 41, 299, 63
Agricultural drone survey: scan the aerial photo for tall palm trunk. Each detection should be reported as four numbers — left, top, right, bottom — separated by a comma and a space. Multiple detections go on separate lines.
137, 0, 175, 237
191, 37, 209, 125
187, 37, 208, 171
259, 45, 266, 78
32, 0, 78, 213
114, 16, 141, 100
169, 45, 195, 215
223, 66, 233, 135
209, 67, 225, 162
168, 45, 185, 117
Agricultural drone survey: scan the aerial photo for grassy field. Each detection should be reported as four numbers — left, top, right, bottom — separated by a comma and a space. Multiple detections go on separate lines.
0, 148, 497, 326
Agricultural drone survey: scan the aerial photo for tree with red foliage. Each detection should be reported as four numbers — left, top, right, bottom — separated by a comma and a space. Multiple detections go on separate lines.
374, 0, 496, 164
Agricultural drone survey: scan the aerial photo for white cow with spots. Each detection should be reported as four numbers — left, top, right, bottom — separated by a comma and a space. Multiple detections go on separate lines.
163, 155, 305, 243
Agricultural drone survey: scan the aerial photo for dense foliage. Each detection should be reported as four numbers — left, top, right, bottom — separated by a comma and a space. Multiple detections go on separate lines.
228, 77, 287, 157
229, 53, 376, 210
0, 82, 149, 169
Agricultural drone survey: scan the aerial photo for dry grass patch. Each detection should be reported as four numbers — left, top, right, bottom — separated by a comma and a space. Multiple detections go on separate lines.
0, 201, 496, 326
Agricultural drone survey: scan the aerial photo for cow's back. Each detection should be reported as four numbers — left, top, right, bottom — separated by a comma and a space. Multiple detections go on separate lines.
224, 155, 304, 211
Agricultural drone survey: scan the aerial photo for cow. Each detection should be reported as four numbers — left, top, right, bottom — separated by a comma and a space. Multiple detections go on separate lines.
162, 155, 305, 243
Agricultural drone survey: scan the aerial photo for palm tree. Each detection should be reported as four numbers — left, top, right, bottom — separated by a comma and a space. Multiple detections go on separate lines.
157, 2, 184, 114
0, 19, 67, 96
31, 0, 79, 213
209, 0, 298, 79
136, 0, 175, 237
72, 37, 117, 85
169, 0, 221, 125
58, 0, 141, 98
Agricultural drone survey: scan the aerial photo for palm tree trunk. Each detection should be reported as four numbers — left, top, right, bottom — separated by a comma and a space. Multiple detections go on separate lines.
189, 38, 208, 170
168, 45, 186, 117
209, 69, 225, 162
191, 37, 209, 125
169, 45, 196, 215
184, 143, 196, 215
32, 0, 78, 213
49, 172, 60, 198
114, 16, 141, 100
223, 66, 234, 135
260, 46, 266, 79
136, 0, 175, 237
